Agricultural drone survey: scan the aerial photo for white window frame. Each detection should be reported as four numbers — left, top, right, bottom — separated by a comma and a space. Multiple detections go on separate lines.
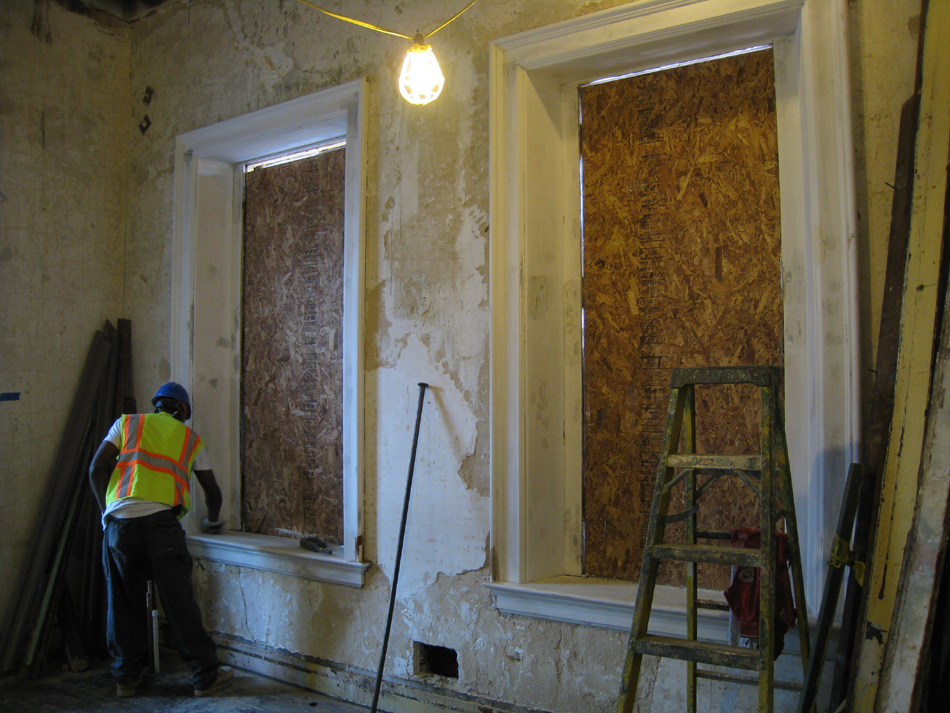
170, 80, 369, 587
487, 0, 859, 627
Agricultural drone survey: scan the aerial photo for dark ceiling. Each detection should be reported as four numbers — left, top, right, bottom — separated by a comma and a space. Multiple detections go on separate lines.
65, 0, 177, 22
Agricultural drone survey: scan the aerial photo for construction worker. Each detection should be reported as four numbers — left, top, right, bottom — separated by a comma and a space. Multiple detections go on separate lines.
88, 381, 233, 698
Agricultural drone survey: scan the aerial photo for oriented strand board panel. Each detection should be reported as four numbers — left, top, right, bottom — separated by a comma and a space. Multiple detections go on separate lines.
580, 49, 783, 586
242, 148, 346, 543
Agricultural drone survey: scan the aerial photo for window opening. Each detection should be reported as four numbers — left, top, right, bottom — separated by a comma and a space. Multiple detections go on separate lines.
580, 48, 783, 587
583, 45, 770, 87
245, 139, 347, 173
241, 144, 347, 544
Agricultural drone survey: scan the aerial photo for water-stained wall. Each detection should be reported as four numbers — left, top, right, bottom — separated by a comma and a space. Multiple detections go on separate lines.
0, 0, 129, 630
119, 1, 646, 708
0, 0, 926, 711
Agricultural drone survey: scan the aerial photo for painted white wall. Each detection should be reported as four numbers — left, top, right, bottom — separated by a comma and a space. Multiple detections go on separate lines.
0, 0, 925, 710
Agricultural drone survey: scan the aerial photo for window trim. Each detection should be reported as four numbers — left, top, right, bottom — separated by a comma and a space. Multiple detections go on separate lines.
171, 80, 367, 585
188, 532, 369, 588
488, 0, 859, 618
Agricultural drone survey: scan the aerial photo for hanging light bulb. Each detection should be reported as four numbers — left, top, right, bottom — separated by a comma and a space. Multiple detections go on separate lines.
297, 1, 479, 105
399, 38, 445, 106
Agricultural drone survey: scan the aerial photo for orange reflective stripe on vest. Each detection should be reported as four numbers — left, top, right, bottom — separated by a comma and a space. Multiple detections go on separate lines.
106, 412, 204, 515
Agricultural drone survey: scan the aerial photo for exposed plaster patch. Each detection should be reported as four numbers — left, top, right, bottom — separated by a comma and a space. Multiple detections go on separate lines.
457, 418, 488, 497
365, 282, 396, 370
374, 336, 487, 600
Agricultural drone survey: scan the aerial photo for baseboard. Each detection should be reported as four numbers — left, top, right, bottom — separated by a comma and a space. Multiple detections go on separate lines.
212, 632, 550, 713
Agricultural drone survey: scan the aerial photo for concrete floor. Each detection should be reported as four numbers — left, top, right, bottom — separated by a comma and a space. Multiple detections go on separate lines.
0, 651, 366, 713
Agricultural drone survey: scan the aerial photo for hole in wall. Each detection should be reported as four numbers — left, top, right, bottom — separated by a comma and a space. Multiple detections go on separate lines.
414, 642, 459, 679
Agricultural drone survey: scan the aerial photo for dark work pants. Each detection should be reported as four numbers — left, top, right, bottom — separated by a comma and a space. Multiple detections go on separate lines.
102, 510, 219, 687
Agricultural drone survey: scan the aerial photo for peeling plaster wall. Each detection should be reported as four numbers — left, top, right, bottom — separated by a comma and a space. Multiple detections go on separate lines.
0, 0, 927, 710
120, 2, 640, 708
0, 0, 129, 626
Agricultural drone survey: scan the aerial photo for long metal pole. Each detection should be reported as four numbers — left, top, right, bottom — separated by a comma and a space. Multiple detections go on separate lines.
370, 382, 428, 713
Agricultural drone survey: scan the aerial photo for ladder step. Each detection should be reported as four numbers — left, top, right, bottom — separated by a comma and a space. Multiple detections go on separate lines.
666, 454, 762, 470
696, 530, 732, 540
695, 669, 803, 692
696, 598, 731, 611
636, 635, 759, 670
670, 365, 780, 388
651, 544, 762, 567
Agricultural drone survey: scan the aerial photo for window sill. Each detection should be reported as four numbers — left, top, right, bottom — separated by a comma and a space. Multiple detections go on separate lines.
187, 532, 369, 588
487, 576, 732, 641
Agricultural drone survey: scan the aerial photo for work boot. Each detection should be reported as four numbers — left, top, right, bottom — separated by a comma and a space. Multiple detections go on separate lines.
193, 666, 233, 697
115, 672, 143, 698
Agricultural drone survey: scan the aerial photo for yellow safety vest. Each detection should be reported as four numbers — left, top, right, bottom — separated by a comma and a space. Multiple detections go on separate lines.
105, 412, 204, 516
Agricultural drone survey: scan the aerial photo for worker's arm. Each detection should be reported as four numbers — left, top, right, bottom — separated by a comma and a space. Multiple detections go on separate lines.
89, 441, 120, 514
194, 469, 224, 533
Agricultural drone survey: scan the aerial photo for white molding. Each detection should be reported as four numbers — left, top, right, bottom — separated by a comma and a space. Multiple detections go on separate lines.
486, 578, 822, 658
176, 82, 360, 163
172, 79, 367, 566
489, 0, 859, 613
494, 0, 804, 79
487, 579, 731, 639
188, 533, 369, 588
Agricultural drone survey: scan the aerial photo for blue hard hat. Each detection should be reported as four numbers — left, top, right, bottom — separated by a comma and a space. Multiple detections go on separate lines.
152, 382, 192, 420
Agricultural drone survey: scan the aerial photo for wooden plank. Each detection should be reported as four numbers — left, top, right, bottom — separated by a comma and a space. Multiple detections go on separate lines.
114, 318, 136, 415
874, 5, 950, 703
876, 314, 950, 710
242, 148, 346, 544
57, 585, 89, 673
26, 324, 118, 677
24, 430, 92, 678
0, 329, 113, 674
851, 0, 950, 705
581, 50, 781, 584
832, 91, 920, 710
796, 464, 862, 713
636, 635, 759, 670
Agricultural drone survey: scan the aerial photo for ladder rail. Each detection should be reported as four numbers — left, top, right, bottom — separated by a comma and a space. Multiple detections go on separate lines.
616, 385, 689, 713
684, 385, 699, 713
758, 381, 778, 713
774, 405, 812, 672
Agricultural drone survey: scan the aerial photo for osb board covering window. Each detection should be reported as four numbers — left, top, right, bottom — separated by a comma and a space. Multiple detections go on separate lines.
580, 49, 782, 587
242, 148, 346, 543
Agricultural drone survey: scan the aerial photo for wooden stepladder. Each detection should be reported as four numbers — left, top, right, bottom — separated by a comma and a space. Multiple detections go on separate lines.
617, 366, 810, 713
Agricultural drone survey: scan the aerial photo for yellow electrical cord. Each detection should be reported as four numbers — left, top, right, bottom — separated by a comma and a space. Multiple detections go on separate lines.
295, 0, 479, 42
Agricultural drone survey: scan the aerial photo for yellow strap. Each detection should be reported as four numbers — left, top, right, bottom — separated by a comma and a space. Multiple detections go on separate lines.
829, 534, 850, 567
295, 0, 411, 39
294, 0, 479, 41
852, 560, 866, 587
828, 534, 865, 586
425, 0, 480, 39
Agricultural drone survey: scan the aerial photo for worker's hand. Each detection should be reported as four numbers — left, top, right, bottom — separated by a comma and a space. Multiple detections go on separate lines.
200, 517, 226, 534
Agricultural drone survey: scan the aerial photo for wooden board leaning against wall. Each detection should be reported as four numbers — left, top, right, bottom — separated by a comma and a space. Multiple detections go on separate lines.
242, 148, 346, 544
580, 48, 783, 587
